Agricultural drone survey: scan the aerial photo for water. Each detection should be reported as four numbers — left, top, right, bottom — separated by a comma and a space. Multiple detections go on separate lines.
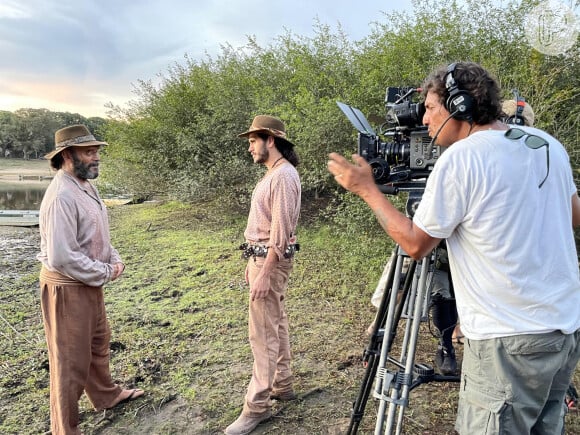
0, 183, 49, 210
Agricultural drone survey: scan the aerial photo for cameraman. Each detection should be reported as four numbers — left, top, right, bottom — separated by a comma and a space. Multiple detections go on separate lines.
447, 95, 537, 344
328, 61, 580, 434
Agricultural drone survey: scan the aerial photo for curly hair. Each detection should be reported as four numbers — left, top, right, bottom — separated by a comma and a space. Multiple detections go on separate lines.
421, 62, 502, 125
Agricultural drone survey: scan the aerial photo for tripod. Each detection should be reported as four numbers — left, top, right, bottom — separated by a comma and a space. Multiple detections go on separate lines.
347, 243, 460, 435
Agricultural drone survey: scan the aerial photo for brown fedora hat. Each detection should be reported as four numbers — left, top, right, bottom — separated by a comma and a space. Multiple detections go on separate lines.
45, 124, 108, 160
238, 115, 294, 147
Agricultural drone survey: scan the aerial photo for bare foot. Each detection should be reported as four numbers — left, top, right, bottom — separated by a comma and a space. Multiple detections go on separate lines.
107, 388, 145, 409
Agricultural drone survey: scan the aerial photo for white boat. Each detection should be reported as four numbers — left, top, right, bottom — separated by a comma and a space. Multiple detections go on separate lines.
0, 210, 40, 227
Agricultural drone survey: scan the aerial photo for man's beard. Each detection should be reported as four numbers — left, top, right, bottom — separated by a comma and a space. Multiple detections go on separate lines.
71, 152, 99, 180
254, 148, 269, 164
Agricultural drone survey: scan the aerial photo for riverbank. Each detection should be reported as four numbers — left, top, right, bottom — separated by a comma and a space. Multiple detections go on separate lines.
0, 158, 54, 183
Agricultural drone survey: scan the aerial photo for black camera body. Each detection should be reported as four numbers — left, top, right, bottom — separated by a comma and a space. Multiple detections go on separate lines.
338, 87, 444, 193
358, 128, 439, 184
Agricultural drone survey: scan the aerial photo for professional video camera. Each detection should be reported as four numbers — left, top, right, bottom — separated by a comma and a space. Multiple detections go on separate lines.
337, 87, 444, 195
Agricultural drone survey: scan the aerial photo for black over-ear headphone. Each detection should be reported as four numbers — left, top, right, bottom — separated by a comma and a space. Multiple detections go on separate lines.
506, 89, 526, 126
444, 63, 475, 121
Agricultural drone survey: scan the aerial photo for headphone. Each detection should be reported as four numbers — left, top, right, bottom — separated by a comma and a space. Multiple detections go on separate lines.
444, 63, 475, 121
505, 89, 526, 125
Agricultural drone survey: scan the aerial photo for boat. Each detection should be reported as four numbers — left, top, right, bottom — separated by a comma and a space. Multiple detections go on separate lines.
0, 210, 40, 227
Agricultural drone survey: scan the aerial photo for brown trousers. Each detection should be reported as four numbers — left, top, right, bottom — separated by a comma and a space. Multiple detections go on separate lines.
243, 257, 294, 416
40, 268, 122, 435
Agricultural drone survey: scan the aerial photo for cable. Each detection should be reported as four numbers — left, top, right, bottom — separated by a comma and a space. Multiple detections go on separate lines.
426, 110, 458, 159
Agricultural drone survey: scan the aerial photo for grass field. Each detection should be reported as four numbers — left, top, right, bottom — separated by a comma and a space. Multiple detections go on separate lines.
1, 158, 579, 434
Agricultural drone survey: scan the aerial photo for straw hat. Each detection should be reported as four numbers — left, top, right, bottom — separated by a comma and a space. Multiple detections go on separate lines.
238, 115, 294, 147
45, 124, 107, 159
501, 100, 535, 127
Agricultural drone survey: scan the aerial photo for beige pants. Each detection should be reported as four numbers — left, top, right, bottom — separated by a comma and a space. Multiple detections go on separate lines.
243, 257, 294, 416
40, 268, 122, 435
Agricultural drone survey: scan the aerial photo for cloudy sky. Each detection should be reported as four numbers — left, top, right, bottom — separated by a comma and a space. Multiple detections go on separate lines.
0, 0, 413, 118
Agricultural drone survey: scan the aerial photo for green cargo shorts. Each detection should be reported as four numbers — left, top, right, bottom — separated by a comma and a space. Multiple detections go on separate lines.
455, 329, 580, 435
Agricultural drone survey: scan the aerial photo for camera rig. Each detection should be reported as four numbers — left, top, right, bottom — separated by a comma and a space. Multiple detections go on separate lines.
337, 89, 459, 434
337, 87, 444, 201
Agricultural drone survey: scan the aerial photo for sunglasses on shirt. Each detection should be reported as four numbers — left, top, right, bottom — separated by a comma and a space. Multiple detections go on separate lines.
504, 128, 550, 188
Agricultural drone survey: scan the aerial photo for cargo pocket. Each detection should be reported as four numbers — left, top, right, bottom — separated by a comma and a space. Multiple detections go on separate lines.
455, 378, 511, 434
502, 332, 565, 355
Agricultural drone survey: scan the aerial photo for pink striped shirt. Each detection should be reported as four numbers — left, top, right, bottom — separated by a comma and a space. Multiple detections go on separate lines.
244, 162, 301, 260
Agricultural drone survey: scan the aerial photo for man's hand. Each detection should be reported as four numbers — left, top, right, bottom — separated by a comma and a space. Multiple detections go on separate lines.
327, 152, 377, 197
111, 262, 125, 281
250, 273, 270, 301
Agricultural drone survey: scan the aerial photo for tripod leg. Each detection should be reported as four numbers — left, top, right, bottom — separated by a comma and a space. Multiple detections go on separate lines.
347, 248, 401, 434
372, 252, 417, 434
375, 252, 435, 435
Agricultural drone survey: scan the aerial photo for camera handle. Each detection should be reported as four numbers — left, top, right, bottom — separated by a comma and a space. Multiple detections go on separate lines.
347, 244, 460, 435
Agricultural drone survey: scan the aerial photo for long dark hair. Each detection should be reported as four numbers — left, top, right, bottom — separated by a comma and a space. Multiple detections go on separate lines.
257, 133, 299, 167
275, 138, 299, 167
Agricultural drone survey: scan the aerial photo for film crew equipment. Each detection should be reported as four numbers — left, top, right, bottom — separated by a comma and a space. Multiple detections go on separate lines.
444, 63, 475, 122
337, 87, 443, 190
505, 89, 526, 126
338, 95, 460, 434
345, 233, 460, 435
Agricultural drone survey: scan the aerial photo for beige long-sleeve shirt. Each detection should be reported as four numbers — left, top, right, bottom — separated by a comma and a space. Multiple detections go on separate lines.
244, 162, 301, 260
37, 170, 121, 287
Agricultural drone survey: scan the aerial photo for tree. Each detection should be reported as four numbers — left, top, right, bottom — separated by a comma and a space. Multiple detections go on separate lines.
99, 0, 579, 216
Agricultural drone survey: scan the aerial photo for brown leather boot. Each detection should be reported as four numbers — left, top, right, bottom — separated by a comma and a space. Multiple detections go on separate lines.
224, 411, 272, 435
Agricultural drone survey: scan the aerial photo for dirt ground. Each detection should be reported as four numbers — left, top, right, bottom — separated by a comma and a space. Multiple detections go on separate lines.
0, 225, 41, 281
0, 199, 462, 434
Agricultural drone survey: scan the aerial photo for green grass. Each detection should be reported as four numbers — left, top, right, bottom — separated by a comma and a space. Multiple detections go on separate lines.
1, 199, 579, 434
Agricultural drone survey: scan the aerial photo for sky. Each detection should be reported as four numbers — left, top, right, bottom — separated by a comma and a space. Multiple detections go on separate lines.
0, 0, 413, 118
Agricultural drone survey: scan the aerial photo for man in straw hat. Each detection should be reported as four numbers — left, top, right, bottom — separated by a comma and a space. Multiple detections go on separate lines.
37, 124, 144, 434
225, 116, 301, 435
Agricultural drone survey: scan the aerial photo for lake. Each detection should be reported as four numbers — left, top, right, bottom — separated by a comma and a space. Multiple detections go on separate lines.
0, 182, 49, 210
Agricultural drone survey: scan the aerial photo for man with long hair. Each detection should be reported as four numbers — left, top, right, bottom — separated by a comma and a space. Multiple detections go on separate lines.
226, 115, 301, 435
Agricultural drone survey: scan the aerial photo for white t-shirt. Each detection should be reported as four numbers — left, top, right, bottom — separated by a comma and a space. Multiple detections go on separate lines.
413, 127, 580, 339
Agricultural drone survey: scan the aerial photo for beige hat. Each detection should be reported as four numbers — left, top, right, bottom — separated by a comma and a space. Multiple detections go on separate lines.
45, 124, 107, 160
501, 99, 535, 127
238, 115, 294, 147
